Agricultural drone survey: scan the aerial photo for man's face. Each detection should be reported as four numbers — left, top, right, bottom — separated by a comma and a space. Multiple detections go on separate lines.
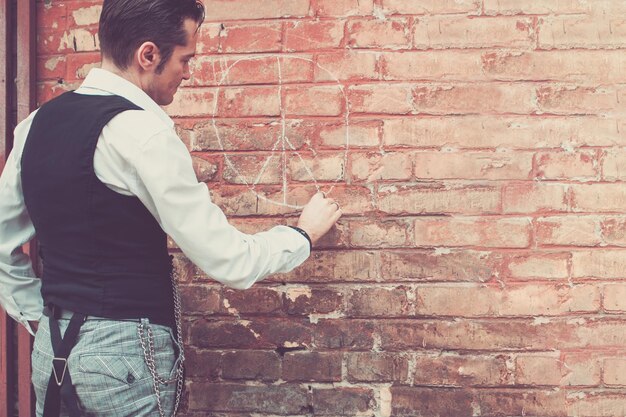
148, 18, 198, 106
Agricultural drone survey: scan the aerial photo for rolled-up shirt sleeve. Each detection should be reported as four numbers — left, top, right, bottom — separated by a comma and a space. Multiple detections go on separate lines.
127, 119, 310, 289
0, 115, 43, 335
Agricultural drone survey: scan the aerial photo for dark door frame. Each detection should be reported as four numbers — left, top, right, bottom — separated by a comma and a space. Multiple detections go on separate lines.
1, 0, 37, 416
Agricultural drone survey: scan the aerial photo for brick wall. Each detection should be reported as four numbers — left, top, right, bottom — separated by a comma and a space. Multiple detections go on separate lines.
37, 0, 626, 416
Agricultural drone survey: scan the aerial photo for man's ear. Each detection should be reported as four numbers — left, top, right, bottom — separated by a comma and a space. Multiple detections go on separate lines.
136, 41, 161, 71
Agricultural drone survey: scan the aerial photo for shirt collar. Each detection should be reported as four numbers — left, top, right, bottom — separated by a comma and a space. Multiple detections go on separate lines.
78, 68, 174, 128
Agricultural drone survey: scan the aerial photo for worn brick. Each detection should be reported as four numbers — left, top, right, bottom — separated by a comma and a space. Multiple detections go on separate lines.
203, 0, 311, 21
346, 352, 409, 382
284, 20, 345, 51
414, 217, 531, 248
347, 286, 412, 317
283, 351, 342, 382
378, 183, 500, 215
312, 387, 375, 416
414, 354, 513, 386
188, 382, 309, 413
414, 16, 534, 49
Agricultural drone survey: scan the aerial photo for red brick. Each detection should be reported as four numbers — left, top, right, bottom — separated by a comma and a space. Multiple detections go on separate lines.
572, 250, 626, 278
390, 387, 473, 416
516, 353, 601, 386
195, 23, 222, 54
568, 392, 626, 417
539, 16, 626, 49
191, 154, 219, 182
414, 217, 531, 248
349, 84, 413, 114
318, 120, 381, 148
482, 50, 626, 84
221, 287, 283, 314
602, 148, 626, 180
185, 349, 222, 379
284, 85, 344, 116
413, 151, 533, 180
190, 318, 312, 349
38, 27, 99, 55
503, 182, 568, 214
37, 56, 66, 81
275, 250, 377, 283
288, 152, 345, 182
380, 250, 501, 282
346, 352, 409, 382
378, 318, 626, 351
314, 0, 374, 17
313, 319, 375, 349
222, 154, 282, 185
189, 56, 293, 87
570, 183, 626, 213
283, 287, 343, 315
416, 284, 600, 317
502, 252, 570, 280
477, 390, 567, 417
413, 354, 513, 386
383, 116, 624, 149
66, 3, 101, 27
347, 286, 412, 317
603, 358, 626, 386
536, 85, 618, 115
414, 16, 534, 49
536, 216, 601, 247
37, 80, 81, 106
203, 0, 311, 21
347, 18, 411, 49
377, 183, 500, 215
37, 2, 67, 30
188, 118, 307, 152
536, 150, 599, 180
188, 383, 309, 413
221, 350, 281, 381
382, 0, 480, 15
347, 219, 407, 247
284, 20, 345, 51
604, 283, 626, 312
65, 52, 100, 81
484, 0, 590, 15
381, 51, 484, 82
603, 217, 626, 247
180, 284, 221, 314
216, 86, 281, 117
315, 51, 379, 82
220, 22, 282, 53
166, 88, 217, 117
350, 152, 411, 181
411, 83, 536, 115
312, 387, 375, 415
282, 351, 342, 381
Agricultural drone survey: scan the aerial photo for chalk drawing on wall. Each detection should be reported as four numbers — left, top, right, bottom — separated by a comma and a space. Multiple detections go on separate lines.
211, 55, 350, 209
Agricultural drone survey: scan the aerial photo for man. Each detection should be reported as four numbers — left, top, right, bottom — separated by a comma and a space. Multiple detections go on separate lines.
0, 0, 342, 415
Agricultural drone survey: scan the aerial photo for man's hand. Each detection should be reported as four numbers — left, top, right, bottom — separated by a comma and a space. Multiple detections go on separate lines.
297, 192, 342, 246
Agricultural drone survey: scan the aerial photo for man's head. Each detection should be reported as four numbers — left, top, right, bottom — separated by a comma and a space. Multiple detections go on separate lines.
98, 0, 205, 105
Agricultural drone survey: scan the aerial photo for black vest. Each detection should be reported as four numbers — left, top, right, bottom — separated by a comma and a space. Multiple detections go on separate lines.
21, 92, 174, 327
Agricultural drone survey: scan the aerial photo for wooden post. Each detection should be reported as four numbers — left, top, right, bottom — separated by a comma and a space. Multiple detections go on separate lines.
0, 0, 14, 415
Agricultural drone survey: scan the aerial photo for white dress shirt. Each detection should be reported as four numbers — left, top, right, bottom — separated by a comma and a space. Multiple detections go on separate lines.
0, 68, 310, 334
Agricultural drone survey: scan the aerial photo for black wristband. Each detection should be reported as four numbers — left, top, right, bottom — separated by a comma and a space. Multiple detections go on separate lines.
289, 226, 312, 250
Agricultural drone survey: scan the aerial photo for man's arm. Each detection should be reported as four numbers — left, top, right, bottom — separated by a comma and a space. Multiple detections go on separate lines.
109, 111, 339, 289
0, 115, 44, 335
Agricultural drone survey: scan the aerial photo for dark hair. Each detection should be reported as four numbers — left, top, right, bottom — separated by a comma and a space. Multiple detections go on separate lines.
99, 0, 205, 73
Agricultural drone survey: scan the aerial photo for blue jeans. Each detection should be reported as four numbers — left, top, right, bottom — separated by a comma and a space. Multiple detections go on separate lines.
31, 315, 181, 417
